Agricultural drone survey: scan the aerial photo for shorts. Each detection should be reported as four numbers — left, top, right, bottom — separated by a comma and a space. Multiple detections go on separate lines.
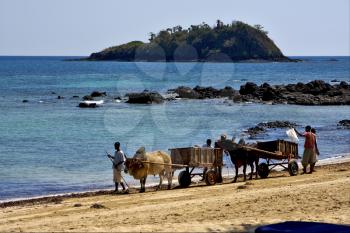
113, 168, 122, 183
302, 148, 317, 167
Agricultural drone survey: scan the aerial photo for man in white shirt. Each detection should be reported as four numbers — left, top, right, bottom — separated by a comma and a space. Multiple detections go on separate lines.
108, 142, 127, 192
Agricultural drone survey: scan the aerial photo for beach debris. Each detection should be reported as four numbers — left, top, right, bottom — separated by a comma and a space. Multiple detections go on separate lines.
90, 203, 107, 209
73, 203, 82, 207
51, 197, 63, 204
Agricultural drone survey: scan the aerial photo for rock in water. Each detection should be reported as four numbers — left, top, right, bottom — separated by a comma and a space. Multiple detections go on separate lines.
91, 91, 107, 98
78, 102, 97, 108
257, 121, 297, 128
173, 86, 200, 99
338, 120, 350, 128
239, 82, 259, 95
126, 91, 164, 104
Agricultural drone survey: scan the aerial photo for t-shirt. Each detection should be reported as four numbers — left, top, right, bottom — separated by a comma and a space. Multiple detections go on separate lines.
303, 132, 315, 149
113, 150, 126, 171
202, 144, 213, 148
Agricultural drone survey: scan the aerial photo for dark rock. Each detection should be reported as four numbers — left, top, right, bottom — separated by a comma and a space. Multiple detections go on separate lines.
173, 86, 200, 99
246, 126, 266, 137
57, 96, 64, 99
257, 121, 297, 128
261, 86, 280, 101
72, 96, 79, 98
193, 86, 220, 99
78, 102, 97, 108
114, 96, 122, 100
260, 82, 271, 88
51, 92, 56, 95
73, 203, 82, 207
126, 91, 164, 104
22, 100, 29, 103
82, 95, 94, 101
331, 79, 340, 82
338, 120, 350, 128
91, 91, 107, 98
306, 80, 331, 95
339, 81, 349, 89
219, 86, 237, 97
239, 82, 258, 95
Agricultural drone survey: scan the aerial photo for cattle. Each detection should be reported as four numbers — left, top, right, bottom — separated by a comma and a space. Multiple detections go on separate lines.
216, 136, 259, 182
124, 147, 172, 193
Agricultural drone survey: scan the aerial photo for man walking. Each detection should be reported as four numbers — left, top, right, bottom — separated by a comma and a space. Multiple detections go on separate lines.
108, 142, 127, 193
294, 126, 316, 174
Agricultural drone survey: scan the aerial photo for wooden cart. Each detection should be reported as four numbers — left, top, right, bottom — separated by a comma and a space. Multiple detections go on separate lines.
169, 147, 224, 188
242, 139, 299, 178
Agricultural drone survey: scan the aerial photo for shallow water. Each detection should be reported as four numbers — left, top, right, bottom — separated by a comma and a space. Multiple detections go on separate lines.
0, 56, 349, 201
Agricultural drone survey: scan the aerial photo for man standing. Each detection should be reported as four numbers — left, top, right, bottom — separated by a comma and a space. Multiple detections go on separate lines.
294, 126, 316, 174
310, 128, 320, 173
108, 142, 127, 193
202, 139, 213, 179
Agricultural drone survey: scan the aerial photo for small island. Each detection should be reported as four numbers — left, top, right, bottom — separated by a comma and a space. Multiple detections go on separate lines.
84, 20, 295, 62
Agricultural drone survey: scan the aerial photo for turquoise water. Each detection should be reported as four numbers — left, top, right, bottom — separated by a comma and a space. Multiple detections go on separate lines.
0, 56, 349, 201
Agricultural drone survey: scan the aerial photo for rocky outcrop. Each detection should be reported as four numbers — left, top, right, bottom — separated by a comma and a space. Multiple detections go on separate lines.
245, 121, 298, 137
126, 91, 164, 104
91, 91, 107, 98
338, 120, 350, 128
169, 80, 350, 105
171, 86, 238, 99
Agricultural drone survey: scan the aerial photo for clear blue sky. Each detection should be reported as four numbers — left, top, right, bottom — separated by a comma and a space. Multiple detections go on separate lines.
0, 0, 349, 56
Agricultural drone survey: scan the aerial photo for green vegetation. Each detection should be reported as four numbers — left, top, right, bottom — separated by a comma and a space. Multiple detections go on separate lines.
86, 20, 292, 62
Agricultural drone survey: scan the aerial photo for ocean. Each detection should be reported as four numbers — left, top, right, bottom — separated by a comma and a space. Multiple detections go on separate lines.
0, 56, 349, 201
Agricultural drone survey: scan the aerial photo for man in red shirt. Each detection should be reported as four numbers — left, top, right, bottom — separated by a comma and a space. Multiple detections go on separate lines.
294, 126, 316, 174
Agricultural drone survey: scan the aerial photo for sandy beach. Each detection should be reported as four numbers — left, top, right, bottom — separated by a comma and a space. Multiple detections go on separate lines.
1, 160, 350, 232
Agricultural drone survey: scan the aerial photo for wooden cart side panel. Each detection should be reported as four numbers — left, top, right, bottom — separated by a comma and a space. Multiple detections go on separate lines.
257, 140, 298, 159
169, 147, 223, 166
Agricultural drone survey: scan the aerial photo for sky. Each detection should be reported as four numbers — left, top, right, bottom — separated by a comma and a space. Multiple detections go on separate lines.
0, 0, 349, 56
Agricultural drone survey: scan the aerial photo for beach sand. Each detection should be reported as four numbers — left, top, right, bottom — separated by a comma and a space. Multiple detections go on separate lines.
1, 161, 349, 232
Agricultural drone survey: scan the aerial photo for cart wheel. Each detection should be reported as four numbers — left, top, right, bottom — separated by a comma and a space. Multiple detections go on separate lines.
178, 171, 191, 188
258, 163, 269, 178
205, 170, 217, 186
288, 160, 299, 176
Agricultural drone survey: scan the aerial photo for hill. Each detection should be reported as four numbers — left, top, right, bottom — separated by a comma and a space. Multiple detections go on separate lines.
85, 20, 293, 62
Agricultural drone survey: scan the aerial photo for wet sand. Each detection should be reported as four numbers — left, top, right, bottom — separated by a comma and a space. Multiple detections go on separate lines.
1, 161, 350, 232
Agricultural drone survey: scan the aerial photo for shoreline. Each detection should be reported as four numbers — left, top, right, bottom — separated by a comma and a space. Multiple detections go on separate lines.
1, 153, 349, 208
1, 159, 349, 232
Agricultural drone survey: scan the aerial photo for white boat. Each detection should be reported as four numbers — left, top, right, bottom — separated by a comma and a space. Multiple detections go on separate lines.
81, 100, 104, 106
78, 100, 104, 108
